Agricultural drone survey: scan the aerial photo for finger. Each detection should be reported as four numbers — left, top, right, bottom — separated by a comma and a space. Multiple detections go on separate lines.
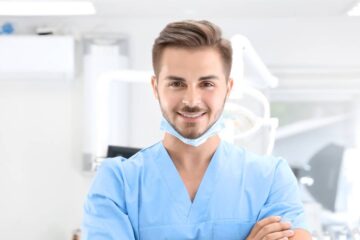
263, 230, 294, 240
251, 216, 281, 234
247, 216, 282, 238
255, 222, 292, 240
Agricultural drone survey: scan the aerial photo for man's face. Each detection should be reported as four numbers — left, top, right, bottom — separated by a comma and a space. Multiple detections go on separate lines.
152, 47, 233, 139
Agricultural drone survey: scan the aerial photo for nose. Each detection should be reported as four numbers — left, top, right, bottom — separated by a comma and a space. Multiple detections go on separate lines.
182, 85, 201, 107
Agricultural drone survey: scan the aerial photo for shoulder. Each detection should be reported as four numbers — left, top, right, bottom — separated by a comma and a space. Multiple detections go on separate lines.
222, 140, 282, 168
107, 142, 163, 186
222, 141, 289, 179
100, 141, 162, 169
93, 156, 126, 185
101, 141, 162, 169
89, 142, 163, 196
121, 141, 162, 169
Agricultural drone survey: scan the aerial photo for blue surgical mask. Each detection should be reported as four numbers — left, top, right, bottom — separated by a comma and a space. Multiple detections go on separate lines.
160, 115, 225, 147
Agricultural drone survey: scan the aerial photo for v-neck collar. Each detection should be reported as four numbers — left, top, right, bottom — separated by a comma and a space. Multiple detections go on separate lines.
155, 141, 225, 223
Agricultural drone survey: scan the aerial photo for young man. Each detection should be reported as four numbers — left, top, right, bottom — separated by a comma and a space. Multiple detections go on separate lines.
82, 20, 312, 240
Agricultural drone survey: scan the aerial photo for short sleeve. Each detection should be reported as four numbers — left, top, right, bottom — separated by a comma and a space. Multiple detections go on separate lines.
256, 158, 309, 231
82, 158, 136, 240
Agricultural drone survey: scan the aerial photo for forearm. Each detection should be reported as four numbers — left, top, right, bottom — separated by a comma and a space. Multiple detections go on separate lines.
289, 229, 312, 240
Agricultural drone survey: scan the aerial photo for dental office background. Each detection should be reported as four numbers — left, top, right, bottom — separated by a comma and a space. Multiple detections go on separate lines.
1, 1, 360, 239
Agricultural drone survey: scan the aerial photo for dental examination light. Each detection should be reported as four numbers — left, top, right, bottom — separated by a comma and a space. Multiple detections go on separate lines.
221, 35, 279, 155
230, 35, 278, 90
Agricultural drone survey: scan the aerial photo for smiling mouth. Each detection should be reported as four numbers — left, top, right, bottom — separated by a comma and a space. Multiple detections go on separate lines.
177, 112, 206, 119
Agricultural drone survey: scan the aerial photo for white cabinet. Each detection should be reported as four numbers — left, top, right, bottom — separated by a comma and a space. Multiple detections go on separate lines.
0, 36, 74, 80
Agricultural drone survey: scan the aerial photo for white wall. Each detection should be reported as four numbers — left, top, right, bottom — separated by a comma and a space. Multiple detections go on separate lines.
0, 16, 360, 240
5, 16, 360, 68
0, 78, 91, 240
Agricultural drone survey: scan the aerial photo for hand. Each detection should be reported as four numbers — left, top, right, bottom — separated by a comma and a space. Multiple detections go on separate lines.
246, 216, 295, 240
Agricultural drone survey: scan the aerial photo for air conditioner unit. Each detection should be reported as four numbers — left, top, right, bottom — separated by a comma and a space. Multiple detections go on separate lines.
0, 36, 75, 80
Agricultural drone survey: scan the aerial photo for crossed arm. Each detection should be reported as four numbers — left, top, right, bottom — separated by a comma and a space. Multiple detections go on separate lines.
246, 216, 312, 240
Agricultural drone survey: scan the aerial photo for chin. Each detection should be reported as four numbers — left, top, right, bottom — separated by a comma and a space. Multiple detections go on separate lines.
181, 133, 201, 139
179, 129, 205, 139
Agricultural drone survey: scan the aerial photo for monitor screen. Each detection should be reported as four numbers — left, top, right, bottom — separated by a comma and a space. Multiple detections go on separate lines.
107, 145, 141, 159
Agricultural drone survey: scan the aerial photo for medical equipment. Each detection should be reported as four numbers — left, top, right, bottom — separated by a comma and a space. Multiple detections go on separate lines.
107, 146, 141, 158
221, 87, 279, 155
230, 34, 278, 89
220, 35, 279, 155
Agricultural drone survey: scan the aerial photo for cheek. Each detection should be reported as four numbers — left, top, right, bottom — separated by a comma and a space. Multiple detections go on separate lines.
158, 91, 180, 110
203, 92, 226, 110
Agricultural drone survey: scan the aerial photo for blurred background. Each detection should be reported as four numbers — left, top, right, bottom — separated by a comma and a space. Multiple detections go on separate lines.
0, 0, 360, 239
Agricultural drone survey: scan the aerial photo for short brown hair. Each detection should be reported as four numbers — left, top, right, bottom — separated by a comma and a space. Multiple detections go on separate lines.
152, 20, 232, 79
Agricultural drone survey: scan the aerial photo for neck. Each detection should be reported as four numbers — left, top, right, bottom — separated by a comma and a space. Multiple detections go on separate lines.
163, 133, 221, 171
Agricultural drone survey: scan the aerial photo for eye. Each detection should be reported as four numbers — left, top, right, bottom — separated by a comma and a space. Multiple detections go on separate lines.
201, 81, 215, 88
169, 81, 185, 88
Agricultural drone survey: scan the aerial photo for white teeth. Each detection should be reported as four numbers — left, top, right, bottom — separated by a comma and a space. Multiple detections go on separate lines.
180, 112, 204, 118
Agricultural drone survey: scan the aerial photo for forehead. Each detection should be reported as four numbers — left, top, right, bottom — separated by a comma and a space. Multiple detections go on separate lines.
158, 47, 225, 77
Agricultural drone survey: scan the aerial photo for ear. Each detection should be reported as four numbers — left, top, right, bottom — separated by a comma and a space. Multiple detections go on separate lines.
151, 75, 159, 100
226, 78, 234, 98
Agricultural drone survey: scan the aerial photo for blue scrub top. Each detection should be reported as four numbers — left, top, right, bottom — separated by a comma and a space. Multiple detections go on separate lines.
82, 141, 308, 240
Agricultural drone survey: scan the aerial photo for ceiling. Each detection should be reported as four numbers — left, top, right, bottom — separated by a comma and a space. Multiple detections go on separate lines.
0, 0, 358, 18
89, 0, 358, 18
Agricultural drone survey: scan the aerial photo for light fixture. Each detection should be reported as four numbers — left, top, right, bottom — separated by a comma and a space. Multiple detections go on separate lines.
347, 1, 360, 16
0, 1, 96, 16
230, 34, 278, 89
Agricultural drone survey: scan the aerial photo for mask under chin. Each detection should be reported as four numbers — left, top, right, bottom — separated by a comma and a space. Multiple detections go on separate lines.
160, 116, 225, 147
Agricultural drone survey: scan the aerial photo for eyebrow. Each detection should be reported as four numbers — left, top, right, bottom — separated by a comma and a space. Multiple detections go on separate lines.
165, 75, 219, 81
199, 75, 219, 81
